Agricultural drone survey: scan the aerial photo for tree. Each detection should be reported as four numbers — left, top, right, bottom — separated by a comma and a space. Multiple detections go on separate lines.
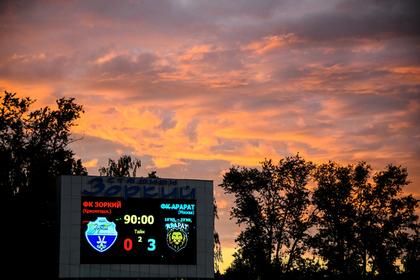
0, 91, 32, 198
222, 157, 418, 279
1, 90, 87, 278
312, 162, 360, 276
273, 155, 316, 273
312, 162, 419, 278
220, 154, 315, 279
0, 91, 86, 198
98, 154, 141, 177
363, 164, 418, 277
214, 197, 223, 273
148, 170, 158, 178
402, 222, 420, 275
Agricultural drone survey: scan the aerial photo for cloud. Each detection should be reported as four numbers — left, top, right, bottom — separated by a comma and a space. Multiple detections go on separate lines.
69, 134, 136, 174
242, 33, 300, 55
287, 0, 420, 41
0, 52, 74, 83
148, 108, 178, 131
90, 52, 160, 77
156, 158, 231, 181
83, 158, 98, 168
184, 119, 199, 142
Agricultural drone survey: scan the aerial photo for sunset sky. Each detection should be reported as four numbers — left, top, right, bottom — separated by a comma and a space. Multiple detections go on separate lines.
1, 0, 419, 271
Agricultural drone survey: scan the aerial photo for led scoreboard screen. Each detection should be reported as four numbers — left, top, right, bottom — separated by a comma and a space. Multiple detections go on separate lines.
80, 197, 196, 264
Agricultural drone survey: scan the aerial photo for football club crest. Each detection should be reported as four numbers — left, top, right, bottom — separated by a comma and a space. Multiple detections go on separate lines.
85, 217, 118, 253
166, 228, 188, 252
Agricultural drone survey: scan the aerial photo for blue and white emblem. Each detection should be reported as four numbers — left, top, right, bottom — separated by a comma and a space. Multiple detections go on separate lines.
85, 217, 118, 253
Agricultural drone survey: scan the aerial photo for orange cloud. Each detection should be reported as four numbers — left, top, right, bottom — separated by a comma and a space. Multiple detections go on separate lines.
179, 44, 213, 62
242, 33, 300, 55
83, 158, 99, 168
94, 51, 120, 65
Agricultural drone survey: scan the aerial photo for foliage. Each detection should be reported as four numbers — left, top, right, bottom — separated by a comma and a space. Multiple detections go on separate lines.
221, 156, 419, 280
0, 91, 86, 199
214, 197, 223, 272
1, 90, 87, 278
98, 154, 141, 177
147, 170, 158, 178
312, 161, 360, 276
312, 162, 419, 278
220, 154, 315, 279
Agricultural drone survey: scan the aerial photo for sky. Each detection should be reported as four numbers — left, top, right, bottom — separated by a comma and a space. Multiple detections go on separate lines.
1, 0, 419, 272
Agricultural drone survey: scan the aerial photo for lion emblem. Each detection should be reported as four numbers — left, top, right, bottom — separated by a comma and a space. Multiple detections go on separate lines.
166, 229, 188, 252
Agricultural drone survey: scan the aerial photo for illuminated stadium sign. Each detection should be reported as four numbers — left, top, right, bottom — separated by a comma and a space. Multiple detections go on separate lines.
58, 176, 213, 279
81, 197, 197, 264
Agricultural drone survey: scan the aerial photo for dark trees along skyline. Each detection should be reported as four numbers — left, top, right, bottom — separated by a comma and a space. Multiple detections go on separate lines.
221, 155, 419, 280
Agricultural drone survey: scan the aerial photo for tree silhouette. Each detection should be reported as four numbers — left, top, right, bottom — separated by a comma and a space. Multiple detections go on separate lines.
220, 154, 315, 279
0, 91, 86, 198
402, 224, 420, 275
214, 197, 223, 273
312, 162, 419, 278
222, 157, 419, 280
1, 91, 87, 278
98, 154, 141, 177
312, 162, 361, 276
364, 164, 418, 277
148, 170, 158, 178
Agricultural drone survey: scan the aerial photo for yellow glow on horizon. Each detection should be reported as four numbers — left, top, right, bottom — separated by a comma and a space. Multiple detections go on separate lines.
219, 246, 237, 273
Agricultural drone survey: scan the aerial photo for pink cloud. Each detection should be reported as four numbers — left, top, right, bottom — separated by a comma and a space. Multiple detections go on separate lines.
242, 33, 300, 55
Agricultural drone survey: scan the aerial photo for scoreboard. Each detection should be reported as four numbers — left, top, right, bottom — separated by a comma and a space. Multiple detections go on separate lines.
58, 176, 213, 279
80, 197, 196, 264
